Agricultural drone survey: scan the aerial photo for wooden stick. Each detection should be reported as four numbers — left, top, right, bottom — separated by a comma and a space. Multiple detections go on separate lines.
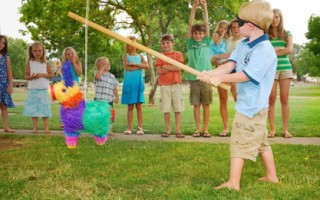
67, 12, 231, 91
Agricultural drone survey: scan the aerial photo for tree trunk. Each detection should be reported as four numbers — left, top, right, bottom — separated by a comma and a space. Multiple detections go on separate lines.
146, 54, 158, 105
148, 77, 159, 106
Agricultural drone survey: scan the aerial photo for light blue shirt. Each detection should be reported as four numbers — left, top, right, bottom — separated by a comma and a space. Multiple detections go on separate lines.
210, 39, 227, 56
228, 34, 277, 118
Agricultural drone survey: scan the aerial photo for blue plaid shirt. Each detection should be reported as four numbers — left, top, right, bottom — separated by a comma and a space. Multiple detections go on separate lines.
94, 72, 118, 102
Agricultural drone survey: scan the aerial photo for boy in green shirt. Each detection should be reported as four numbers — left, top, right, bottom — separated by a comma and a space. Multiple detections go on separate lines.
187, 0, 212, 138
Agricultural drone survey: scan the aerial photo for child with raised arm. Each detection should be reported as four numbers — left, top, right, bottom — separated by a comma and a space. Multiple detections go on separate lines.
23, 42, 53, 133
0, 35, 15, 133
61, 47, 82, 83
155, 34, 185, 138
59, 47, 82, 128
213, 19, 244, 137
210, 20, 230, 65
187, 0, 212, 138
52, 58, 62, 84
121, 36, 149, 135
94, 56, 119, 134
199, 0, 278, 190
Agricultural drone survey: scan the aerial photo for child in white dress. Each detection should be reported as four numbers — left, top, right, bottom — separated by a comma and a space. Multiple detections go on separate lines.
23, 42, 53, 133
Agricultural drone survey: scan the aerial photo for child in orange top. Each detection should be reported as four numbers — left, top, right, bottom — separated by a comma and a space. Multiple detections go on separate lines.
155, 34, 185, 138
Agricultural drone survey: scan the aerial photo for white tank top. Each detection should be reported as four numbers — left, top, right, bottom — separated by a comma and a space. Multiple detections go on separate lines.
28, 61, 49, 89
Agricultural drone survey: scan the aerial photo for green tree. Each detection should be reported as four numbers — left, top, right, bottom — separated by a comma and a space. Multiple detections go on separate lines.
295, 48, 320, 78
305, 14, 320, 57
295, 14, 320, 79
290, 43, 302, 80
19, 0, 246, 102
19, 0, 121, 81
7, 37, 29, 80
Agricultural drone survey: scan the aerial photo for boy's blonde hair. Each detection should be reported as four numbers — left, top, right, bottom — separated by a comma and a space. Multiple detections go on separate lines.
238, 0, 273, 32
213, 20, 230, 39
61, 47, 80, 64
95, 56, 109, 67
28, 41, 46, 63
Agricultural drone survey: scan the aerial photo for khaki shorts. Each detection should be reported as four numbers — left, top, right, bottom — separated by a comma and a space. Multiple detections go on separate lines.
189, 80, 213, 105
160, 84, 184, 113
230, 108, 272, 162
274, 70, 293, 80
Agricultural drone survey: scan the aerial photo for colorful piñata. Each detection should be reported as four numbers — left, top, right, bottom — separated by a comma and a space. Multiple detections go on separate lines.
49, 61, 111, 148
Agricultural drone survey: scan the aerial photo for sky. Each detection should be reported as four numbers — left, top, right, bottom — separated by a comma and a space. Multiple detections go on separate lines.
0, 0, 319, 45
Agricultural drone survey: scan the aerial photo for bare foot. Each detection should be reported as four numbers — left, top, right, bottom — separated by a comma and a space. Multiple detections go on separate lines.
215, 181, 240, 191
44, 130, 51, 133
32, 128, 39, 133
259, 176, 279, 183
4, 128, 15, 133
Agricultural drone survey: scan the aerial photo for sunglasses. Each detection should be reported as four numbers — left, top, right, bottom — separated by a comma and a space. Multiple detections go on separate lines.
236, 17, 263, 30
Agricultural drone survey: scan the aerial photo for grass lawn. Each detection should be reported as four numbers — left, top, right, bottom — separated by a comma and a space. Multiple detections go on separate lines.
0, 85, 319, 199
0, 135, 319, 199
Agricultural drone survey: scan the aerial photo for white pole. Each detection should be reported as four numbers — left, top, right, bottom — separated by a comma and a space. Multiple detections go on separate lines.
84, 0, 90, 100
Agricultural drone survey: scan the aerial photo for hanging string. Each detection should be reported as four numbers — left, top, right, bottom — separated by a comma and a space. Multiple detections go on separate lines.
84, 0, 90, 100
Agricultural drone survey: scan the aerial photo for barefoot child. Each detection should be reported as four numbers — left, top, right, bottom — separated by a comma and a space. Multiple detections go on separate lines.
23, 42, 53, 133
199, 0, 278, 190
0, 35, 15, 133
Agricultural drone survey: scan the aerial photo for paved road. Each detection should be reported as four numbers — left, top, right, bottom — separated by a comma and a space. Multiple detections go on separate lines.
2, 130, 320, 146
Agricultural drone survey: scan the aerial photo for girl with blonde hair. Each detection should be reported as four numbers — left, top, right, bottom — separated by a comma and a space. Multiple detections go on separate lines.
23, 42, 53, 133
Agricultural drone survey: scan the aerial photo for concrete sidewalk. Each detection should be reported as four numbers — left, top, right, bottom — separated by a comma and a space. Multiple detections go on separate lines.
2, 129, 320, 146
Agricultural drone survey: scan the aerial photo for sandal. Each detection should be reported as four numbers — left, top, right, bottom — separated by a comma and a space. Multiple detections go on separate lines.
203, 132, 211, 138
268, 132, 275, 138
136, 127, 144, 135
193, 132, 201, 137
123, 130, 132, 135
283, 132, 293, 138
219, 131, 228, 137
161, 132, 170, 137
176, 133, 185, 138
